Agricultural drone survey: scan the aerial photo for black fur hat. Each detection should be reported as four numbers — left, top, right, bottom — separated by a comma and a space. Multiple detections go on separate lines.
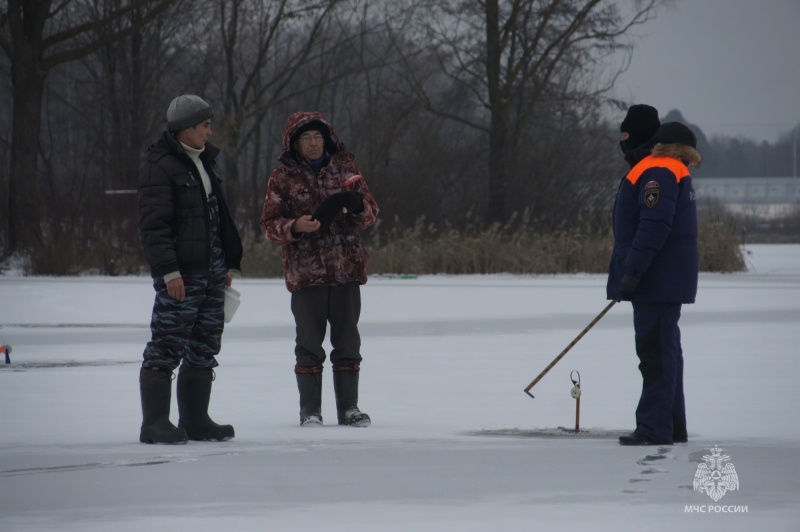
651, 122, 697, 148
290, 120, 335, 156
292, 121, 330, 144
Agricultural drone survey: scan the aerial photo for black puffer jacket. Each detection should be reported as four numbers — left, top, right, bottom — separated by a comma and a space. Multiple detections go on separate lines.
138, 131, 243, 279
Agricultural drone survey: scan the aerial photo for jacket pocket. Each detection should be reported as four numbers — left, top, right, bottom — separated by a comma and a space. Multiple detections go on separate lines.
173, 172, 198, 188
290, 187, 314, 216
173, 172, 202, 217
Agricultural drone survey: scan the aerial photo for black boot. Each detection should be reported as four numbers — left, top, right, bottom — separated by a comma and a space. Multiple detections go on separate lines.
618, 431, 659, 446
177, 365, 234, 441
296, 365, 323, 426
333, 365, 371, 427
139, 368, 188, 444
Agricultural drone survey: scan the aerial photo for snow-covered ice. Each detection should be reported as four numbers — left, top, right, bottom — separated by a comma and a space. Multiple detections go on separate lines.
1, 244, 798, 531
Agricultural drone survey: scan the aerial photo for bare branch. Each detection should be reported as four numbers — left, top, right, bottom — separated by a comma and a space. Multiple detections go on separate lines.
42, 1, 177, 69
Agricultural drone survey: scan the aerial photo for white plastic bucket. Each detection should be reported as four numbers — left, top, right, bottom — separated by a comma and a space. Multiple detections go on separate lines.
223, 286, 241, 323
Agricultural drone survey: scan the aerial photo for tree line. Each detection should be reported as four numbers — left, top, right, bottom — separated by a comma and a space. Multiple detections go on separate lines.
1, 0, 778, 276
661, 110, 799, 179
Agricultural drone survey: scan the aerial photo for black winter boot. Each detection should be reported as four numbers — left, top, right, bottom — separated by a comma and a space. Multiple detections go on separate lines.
177, 365, 235, 441
333, 365, 371, 427
618, 432, 658, 446
296, 365, 323, 426
139, 368, 188, 444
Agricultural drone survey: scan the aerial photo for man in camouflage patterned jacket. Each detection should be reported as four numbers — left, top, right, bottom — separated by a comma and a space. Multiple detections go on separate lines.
260, 111, 379, 427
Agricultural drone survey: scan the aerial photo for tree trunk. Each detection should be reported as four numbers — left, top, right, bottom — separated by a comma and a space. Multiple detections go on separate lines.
2, 0, 175, 259
485, 0, 508, 222
7, 32, 47, 254
487, 114, 509, 223
220, 123, 242, 221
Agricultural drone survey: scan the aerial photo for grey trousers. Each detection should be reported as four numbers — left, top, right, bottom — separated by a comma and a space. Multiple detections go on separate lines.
290, 282, 363, 368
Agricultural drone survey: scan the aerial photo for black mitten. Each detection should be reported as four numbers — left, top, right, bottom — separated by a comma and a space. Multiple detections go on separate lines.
312, 192, 364, 228
619, 274, 640, 301
312, 196, 342, 226
338, 191, 363, 214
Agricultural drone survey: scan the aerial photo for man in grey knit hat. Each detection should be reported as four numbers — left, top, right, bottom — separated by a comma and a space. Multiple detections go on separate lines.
137, 94, 243, 444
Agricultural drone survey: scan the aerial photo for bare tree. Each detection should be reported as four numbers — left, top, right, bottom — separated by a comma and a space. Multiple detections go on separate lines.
201, 0, 429, 233
0, 0, 175, 258
201, 0, 349, 226
211, 0, 441, 231
47, 3, 207, 273
400, 0, 663, 223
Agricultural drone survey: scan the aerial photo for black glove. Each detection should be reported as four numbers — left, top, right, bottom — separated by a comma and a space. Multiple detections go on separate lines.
337, 191, 363, 214
619, 274, 640, 301
312, 192, 364, 227
312, 195, 342, 227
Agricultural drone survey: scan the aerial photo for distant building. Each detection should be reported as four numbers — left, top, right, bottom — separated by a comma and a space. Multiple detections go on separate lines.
693, 177, 800, 218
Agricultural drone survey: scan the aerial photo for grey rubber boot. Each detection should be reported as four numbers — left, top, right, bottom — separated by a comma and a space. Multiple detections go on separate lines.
296, 365, 323, 426
139, 368, 188, 444
333, 365, 371, 427
176, 365, 234, 441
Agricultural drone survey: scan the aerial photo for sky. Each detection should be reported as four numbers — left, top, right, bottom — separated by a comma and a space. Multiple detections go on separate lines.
613, 0, 800, 143
1, 244, 799, 530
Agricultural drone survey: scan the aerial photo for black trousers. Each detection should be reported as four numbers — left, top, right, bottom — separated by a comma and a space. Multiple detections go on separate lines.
290, 283, 363, 368
632, 301, 686, 444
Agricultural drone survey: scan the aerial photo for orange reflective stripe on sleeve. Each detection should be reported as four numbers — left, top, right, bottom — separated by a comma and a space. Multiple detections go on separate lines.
625, 155, 690, 185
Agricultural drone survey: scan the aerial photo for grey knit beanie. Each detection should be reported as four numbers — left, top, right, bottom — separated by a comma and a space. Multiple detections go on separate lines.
167, 95, 214, 132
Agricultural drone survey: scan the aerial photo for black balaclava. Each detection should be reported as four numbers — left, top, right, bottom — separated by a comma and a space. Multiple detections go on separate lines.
619, 104, 660, 154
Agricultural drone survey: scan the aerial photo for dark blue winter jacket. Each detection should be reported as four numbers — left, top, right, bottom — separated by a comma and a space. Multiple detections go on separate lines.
607, 148, 699, 303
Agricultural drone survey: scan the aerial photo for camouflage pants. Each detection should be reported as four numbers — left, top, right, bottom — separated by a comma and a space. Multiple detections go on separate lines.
142, 193, 228, 371
291, 282, 362, 368
142, 271, 227, 371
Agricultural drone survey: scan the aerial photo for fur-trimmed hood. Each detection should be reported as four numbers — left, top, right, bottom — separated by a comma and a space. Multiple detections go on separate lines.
651, 143, 702, 168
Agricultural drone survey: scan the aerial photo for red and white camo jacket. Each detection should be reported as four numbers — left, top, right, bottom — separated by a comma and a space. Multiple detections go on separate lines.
259, 111, 379, 292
